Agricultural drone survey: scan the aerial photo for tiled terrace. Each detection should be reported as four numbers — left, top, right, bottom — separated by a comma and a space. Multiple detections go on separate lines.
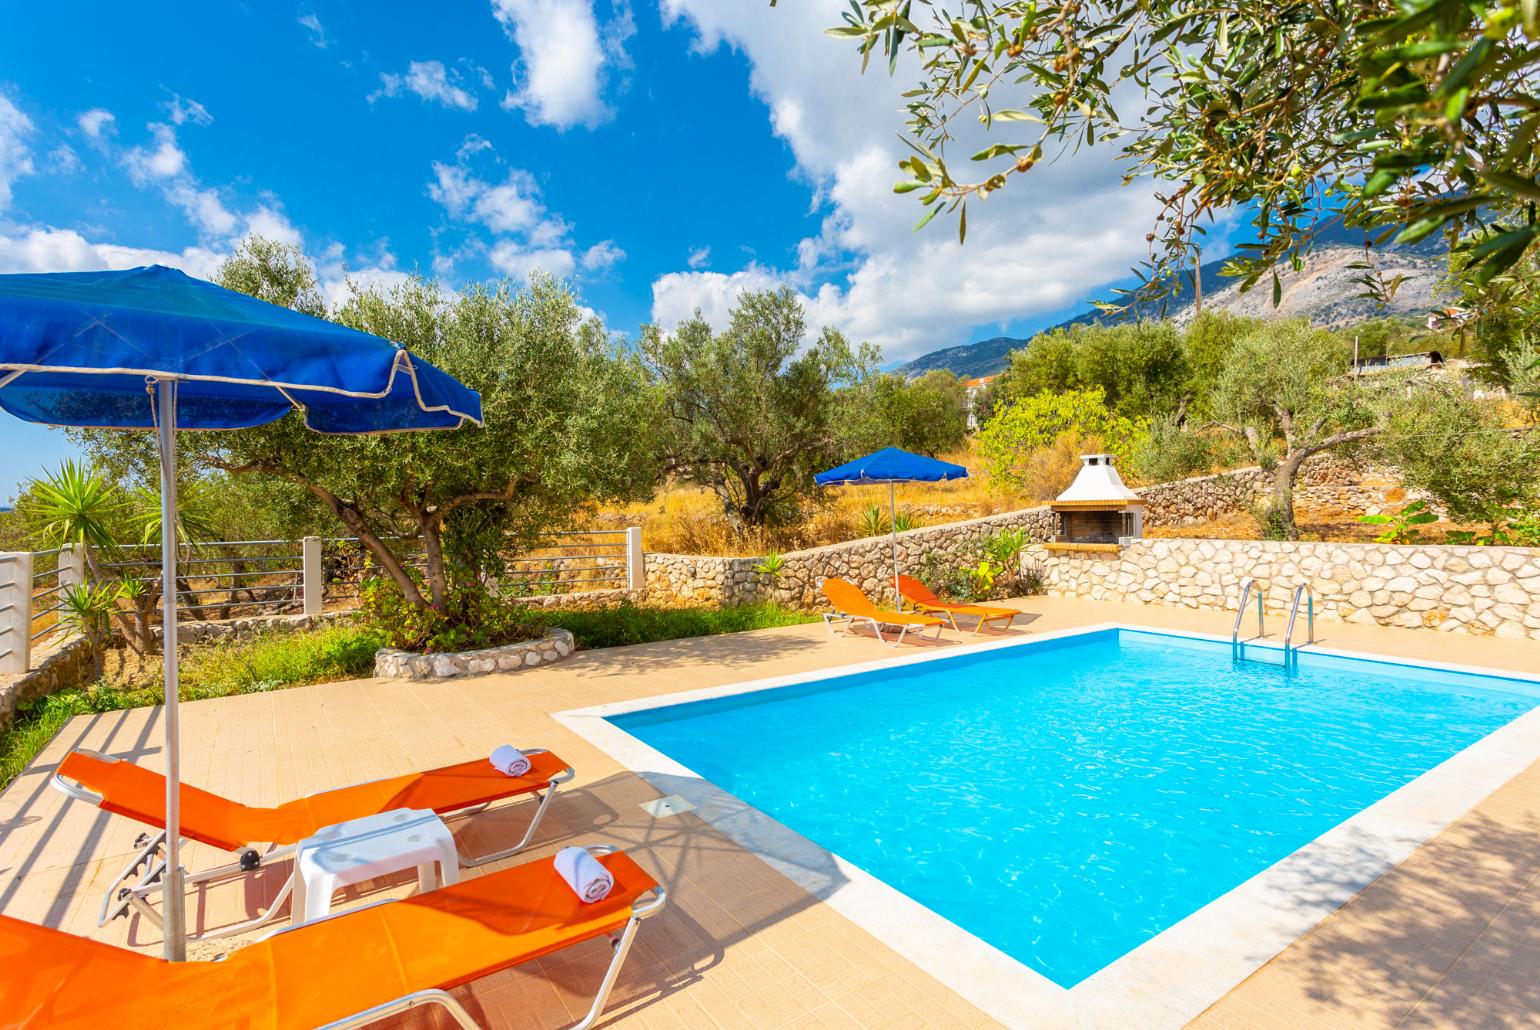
2, 597, 1538, 1028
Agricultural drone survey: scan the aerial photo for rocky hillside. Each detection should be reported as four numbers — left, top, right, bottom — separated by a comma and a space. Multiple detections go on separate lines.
899, 217, 1450, 378
1169, 245, 1445, 328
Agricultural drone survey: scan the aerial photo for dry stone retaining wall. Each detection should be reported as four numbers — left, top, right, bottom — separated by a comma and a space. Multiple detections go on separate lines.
645, 506, 1057, 608
640, 456, 1419, 609
1138, 454, 1420, 527
0, 636, 96, 732
1030, 538, 1540, 639
374, 627, 576, 680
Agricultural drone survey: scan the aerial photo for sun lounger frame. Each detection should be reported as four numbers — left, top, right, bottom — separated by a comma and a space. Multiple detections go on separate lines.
298, 844, 667, 1030
52, 747, 575, 940
821, 610, 944, 647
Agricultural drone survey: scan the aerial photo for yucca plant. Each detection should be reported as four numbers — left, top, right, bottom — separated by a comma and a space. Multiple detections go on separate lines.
752, 549, 787, 579
58, 582, 121, 679
19, 460, 124, 570
983, 528, 1028, 568
891, 511, 922, 533
859, 504, 888, 537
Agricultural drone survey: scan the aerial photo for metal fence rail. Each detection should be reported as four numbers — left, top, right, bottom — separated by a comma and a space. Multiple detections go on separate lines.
0, 526, 644, 674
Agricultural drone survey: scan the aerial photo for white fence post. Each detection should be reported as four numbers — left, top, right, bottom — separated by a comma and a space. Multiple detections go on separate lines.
625, 527, 644, 592
57, 544, 85, 589
302, 536, 324, 617
0, 552, 33, 674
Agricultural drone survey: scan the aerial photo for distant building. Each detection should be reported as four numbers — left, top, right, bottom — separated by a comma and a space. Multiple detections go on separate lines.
963, 374, 998, 430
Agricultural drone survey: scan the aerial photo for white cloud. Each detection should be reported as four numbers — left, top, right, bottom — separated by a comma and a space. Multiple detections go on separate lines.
0, 93, 35, 211
0, 225, 225, 278
119, 122, 305, 248
651, 264, 783, 331
489, 240, 575, 280
298, 13, 329, 48
164, 180, 238, 236
243, 205, 303, 247
686, 246, 710, 269
475, 173, 544, 232
48, 145, 80, 173
653, 2, 1161, 361
580, 239, 624, 271
492, 0, 623, 129
372, 60, 479, 111
123, 123, 187, 183
164, 94, 213, 127
428, 137, 617, 284
77, 107, 116, 143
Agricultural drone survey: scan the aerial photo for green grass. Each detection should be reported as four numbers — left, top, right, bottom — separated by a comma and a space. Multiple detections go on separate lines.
0, 624, 383, 790
540, 601, 816, 650
0, 604, 813, 791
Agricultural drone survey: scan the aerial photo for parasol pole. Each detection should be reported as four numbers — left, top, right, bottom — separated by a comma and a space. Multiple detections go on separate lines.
155, 377, 187, 961
889, 479, 900, 610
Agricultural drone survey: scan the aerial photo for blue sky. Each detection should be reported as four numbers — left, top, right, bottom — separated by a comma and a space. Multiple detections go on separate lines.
0, 1, 1189, 500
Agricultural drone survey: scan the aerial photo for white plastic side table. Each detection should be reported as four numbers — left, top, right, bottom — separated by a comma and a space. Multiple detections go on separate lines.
291, 807, 459, 926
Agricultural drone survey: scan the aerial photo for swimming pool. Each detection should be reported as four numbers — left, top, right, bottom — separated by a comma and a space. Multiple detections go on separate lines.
606, 628, 1540, 988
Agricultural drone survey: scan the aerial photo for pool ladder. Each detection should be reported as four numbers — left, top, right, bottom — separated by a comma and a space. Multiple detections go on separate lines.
1283, 584, 1314, 670
1231, 578, 1264, 659
1231, 578, 1314, 667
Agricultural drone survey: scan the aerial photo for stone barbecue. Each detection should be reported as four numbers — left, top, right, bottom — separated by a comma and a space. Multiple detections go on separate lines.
1049, 454, 1144, 552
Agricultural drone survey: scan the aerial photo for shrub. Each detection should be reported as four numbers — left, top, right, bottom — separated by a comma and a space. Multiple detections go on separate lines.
978, 388, 1148, 496
359, 577, 543, 652
1134, 415, 1218, 484
543, 602, 814, 650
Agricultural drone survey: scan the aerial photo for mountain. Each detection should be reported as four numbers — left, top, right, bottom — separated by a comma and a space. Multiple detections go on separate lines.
896, 217, 1450, 379
898, 336, 1028, 379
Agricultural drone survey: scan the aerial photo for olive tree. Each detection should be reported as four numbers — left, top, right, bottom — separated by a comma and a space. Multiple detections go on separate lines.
79, 240, 662, 613
1376, 385, 1540, 534
643, 287, 874, 527
1210, 321, 1383, 539
822, 0, 1540, 304
855, 369, 970, 456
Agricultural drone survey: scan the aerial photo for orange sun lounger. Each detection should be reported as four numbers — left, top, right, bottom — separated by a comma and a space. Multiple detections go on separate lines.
896, 575, 1021, 634
820, 577, 946, 646
0, 844, 664, 1030
52, 747, 575, 939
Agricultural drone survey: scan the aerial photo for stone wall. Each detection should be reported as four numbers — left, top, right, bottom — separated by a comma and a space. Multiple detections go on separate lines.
1030, 538, 1540, 639
646, 506, 1057, 608
167, 610, 351, 645
0, 636, 96, 731
374, 628, 575, 680
1137, 453, 1419, 527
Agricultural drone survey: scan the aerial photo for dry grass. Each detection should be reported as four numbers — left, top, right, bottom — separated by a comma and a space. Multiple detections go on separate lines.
588, 442, 1049, 556
1147, 510, 1492, 544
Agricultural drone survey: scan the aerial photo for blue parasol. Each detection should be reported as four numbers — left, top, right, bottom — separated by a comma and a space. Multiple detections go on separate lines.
0, 265, 482, 959
815, 447, 968, 607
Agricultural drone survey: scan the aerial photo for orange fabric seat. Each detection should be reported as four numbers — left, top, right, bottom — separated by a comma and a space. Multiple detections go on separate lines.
0, 849, 661, 1030
57, 749, 571, 852
896, 575, 1020, 634
820, 578, 945, 628
820, 577, 946, 647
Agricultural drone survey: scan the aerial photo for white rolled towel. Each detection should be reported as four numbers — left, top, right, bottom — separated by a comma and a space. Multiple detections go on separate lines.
489, 744, 531, 777
553, 846, 614, 904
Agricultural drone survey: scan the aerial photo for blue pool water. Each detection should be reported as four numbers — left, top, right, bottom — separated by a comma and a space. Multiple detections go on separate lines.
609, 630, 1540, 987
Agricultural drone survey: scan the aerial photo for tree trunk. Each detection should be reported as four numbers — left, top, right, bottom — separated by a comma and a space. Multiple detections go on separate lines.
1270, 451, 1307, 541
422, 520, 448, 609
303, 485, 429, 608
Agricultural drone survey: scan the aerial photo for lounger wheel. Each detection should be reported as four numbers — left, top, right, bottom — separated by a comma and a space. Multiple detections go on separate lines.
239, 849, 261, 871
134, 832, 154, 848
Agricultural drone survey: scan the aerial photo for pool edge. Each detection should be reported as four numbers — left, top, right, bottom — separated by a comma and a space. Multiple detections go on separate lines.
556, 624, 1540, 1029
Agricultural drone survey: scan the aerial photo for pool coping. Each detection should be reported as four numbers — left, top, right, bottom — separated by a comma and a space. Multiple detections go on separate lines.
555, 623, 1540, 1029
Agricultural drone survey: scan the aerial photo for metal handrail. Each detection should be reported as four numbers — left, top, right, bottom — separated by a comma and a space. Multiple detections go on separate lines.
1231, 577, 1263, 658
1284, 584, 1314, 667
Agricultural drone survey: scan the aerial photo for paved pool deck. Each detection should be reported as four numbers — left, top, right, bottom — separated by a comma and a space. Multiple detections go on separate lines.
1, 596, 1537, 1028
